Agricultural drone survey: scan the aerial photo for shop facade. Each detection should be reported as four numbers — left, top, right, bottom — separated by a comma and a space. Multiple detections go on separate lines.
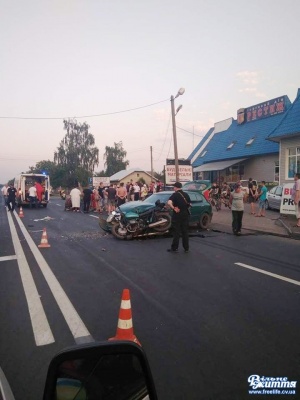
189, 94, 293, 184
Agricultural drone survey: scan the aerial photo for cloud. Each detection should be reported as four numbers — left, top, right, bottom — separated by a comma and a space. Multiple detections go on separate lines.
236, 70, 266, 99
236, 70, 259, 85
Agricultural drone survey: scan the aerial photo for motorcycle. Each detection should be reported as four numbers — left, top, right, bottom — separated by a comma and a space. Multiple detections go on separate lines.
60, 189, 66, 200
107, 200, 172, 240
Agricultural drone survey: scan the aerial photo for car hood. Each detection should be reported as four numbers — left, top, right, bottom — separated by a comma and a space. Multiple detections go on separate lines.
119, 201, 156, 214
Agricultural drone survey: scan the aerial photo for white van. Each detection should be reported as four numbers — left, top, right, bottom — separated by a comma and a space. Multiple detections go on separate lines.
14, 173, 51, 207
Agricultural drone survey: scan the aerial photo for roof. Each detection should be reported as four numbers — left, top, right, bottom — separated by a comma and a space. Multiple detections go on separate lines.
110, 168, 154, 181
189, 113, 286, 168
268, 88, 300, 141
193, 158, 247, 172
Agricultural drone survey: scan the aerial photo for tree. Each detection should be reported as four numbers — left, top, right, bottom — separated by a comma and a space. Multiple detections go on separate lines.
103, 141, 129, 176
27, 160, 67, 189
54, 119, 99, 186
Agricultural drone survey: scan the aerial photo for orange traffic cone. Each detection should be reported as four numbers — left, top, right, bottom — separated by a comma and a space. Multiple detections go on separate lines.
38, 228, 51, 248
109, 289, 141, 346
19, 207, 24, 218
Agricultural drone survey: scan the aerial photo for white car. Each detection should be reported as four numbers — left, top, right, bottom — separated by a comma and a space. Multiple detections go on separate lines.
266, 185, 283, 210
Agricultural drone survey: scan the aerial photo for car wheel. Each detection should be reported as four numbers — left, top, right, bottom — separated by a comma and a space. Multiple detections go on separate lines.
198, 212, 210, 230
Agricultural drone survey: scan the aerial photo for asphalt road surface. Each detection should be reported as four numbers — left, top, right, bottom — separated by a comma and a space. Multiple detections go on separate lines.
1, 196, 299, 400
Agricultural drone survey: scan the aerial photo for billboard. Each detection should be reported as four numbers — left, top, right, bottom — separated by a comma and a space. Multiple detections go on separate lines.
245, 97, 285, 123
91, 177, 110, 187
165, 165, 193, 184
280, 183, 297, 215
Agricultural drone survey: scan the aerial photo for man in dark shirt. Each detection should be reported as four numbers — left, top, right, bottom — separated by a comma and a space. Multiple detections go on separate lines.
98, 182, 105, 213
167, 181, 191, 253
106, 184, 117, 213
83, 186, 93, 213
7, 183, 17, 212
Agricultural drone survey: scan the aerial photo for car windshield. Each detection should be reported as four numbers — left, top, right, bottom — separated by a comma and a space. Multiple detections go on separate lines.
143, 192, 172, 204
183, 182, 209, 191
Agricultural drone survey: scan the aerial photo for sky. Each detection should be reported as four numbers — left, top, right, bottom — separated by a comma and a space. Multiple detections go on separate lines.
1, 0, 300, 183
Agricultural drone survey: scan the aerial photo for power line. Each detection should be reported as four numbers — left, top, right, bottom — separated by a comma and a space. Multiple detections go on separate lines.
176, 125, 203, 137
0, 98, 170, 120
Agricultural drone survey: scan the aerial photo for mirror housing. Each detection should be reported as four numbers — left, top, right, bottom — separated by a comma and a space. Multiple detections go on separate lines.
43, 340, 157, 400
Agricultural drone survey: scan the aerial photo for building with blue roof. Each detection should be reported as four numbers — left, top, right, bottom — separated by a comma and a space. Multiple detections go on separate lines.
268, 88, 300, 183
188, 94, 293, 184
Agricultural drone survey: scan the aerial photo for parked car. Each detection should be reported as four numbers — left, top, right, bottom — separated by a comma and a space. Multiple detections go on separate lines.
182, 180, 211, 201
99, 190, 213, 233
266, 185, 283, 210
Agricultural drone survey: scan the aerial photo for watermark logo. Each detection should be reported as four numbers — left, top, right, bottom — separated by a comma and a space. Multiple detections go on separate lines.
248, 375, 297, 395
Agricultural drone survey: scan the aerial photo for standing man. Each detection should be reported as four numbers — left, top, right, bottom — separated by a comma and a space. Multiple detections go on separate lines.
116, 182, 127, 206
28, 184, 37, 208
106, 184, 117, 213
82, 186, 93, 213
167, 181, 191, 253
35, 181, 44, 206
133, 182, 140, 201
229, 183, 246, 235
256, 181, 267, 217
248, 177, 257, 215
98, 182, 105, 213
6, 183, 17, 212
70, 185, 81, 212
291, 173, 300, 227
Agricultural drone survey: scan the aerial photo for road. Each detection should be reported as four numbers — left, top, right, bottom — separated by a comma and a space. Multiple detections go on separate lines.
1, 195, 299, 399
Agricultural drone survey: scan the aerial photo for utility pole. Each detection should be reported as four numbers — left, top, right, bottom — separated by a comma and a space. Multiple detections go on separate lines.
171, 95, 179, 182
150, 146, 153, 180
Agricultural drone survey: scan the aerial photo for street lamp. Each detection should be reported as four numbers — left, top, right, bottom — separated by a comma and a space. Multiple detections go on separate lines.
171, 87, 185, 182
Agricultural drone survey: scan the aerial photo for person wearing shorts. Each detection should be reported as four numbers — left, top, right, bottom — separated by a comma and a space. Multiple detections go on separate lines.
256, 181, 267, 217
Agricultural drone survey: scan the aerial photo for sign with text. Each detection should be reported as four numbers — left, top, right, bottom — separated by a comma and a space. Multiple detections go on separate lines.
280, 183, 296, 215
165, 165, 193, 184
245, 96, 286, 123
92, 177, 110, 187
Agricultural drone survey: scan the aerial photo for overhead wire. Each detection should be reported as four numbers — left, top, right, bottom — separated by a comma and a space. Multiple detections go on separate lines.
0, 98, 170, 120
154, 112, 172, 162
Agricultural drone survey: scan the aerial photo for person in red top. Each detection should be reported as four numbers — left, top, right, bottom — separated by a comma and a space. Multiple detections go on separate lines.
35, 181, 44, 205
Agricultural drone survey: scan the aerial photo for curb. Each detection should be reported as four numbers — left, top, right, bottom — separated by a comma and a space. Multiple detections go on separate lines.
210, 223, 290, 238
278, 218, 300, 240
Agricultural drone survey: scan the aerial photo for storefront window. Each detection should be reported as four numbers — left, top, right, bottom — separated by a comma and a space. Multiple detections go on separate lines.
224, 164, 244, 181
288, 147, 300, 178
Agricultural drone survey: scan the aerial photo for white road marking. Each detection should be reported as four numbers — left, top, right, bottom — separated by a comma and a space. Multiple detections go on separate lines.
7, 212, 55, 346
234, 262, 300, 287
89, 215, 99, 219
0, 255, 17, 262
13, 211, 94, 344
56, 204, 62, 206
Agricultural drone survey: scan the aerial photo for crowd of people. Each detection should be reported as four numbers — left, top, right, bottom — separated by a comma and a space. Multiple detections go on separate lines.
65, 180, 164, 213
1, 181, 46, 211
208, 178, 274, 236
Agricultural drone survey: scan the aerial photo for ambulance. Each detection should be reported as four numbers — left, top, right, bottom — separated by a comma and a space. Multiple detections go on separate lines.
14, 173, 51, 208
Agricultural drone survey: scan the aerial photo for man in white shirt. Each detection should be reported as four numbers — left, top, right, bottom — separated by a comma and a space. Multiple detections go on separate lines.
28, 184, 37, 208
133, 183, 140, 201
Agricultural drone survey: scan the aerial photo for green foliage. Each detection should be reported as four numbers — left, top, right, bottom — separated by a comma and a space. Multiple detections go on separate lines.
27, 160, 67, 188
104, 141, 129, 176
154, 171, 164, 181
138, 177, 146, 185
54, 119, 99, 186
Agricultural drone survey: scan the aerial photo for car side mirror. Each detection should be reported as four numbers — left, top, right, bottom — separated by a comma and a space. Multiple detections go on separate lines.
43, 341, 158, 400
155, 199, 161, 206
